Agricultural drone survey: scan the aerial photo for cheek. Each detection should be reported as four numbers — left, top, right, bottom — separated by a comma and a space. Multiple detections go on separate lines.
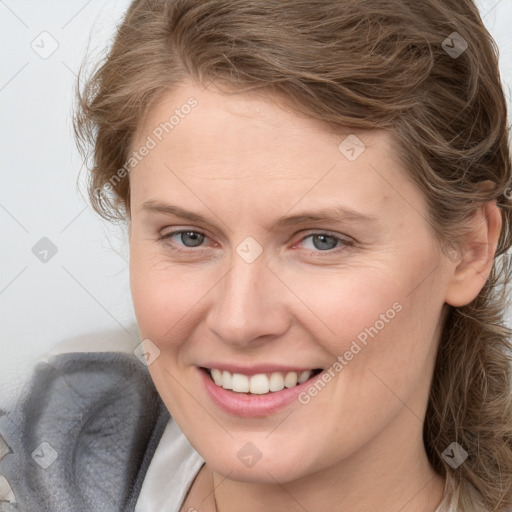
323, 271, 444, 428
276, 261, 409, 354
129, 243, 216, 344
130, 242, 174, 337
293, 253, 445, 406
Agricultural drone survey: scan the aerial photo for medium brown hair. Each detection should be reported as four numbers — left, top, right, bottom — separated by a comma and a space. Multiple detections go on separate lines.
73, 1, 512, 509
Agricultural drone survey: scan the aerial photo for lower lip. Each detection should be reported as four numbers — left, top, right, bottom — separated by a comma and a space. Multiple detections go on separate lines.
199, 368, 321, 417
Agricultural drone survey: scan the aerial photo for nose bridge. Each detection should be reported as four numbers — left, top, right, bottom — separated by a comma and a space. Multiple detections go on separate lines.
208, 244, 287, 346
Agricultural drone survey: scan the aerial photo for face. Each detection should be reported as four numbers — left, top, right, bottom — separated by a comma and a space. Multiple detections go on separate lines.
128, 80, 454, 484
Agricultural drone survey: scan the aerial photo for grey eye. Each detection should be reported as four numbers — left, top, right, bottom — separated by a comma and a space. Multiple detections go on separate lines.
303, 234, 340, 251
178, 231, 205, 247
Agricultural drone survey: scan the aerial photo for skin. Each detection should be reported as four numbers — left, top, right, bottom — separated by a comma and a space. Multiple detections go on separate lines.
127, 80, 502, 511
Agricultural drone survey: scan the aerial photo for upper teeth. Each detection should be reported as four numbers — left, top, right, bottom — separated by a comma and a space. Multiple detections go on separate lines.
209, 368, 313, 394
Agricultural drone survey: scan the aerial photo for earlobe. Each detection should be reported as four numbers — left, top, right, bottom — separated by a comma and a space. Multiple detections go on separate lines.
444, 200, 502, 307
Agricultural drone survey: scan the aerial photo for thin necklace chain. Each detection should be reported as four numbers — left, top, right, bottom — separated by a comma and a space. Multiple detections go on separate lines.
212, 468, 219, 512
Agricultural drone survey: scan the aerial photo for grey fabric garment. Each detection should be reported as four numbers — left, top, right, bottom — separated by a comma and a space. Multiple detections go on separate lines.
0, 352, 169, 512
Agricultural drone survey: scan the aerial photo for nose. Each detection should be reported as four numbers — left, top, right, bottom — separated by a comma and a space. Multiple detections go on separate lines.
206, 251, 290, 349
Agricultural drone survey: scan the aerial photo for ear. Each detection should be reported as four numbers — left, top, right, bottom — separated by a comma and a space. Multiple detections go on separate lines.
444, 200, 502, 307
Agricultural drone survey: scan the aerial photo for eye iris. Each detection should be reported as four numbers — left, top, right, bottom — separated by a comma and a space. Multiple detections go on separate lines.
312, 234, 337, 251
181, 231, 204, 247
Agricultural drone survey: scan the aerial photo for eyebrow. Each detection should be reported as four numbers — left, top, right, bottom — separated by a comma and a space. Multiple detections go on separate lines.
141, 200, 378, 230
141, 200, 378, 229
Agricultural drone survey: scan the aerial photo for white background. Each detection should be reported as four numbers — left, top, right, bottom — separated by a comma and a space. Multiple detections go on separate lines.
1, 0, 511, 409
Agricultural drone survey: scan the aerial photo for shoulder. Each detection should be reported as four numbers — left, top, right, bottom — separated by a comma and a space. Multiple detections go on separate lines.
0, 349, 169, 512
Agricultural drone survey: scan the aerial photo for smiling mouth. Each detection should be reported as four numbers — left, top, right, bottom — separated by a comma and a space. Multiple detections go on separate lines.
201, 367, 323, 395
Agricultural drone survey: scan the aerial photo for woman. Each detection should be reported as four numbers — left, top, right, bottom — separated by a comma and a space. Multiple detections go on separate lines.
1, 0, 511, 510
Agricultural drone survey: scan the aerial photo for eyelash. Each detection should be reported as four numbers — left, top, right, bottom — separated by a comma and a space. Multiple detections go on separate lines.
157, 229, 354, 256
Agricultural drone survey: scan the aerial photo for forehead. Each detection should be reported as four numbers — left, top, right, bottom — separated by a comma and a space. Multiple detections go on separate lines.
128, 81, 425, 227
132, 80, 400, 175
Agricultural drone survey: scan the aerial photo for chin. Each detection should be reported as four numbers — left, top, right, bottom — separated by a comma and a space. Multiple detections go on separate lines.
199, 439, 322, 484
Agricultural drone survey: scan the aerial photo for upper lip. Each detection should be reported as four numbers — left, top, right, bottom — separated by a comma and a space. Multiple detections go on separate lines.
199, 363, 322, 376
